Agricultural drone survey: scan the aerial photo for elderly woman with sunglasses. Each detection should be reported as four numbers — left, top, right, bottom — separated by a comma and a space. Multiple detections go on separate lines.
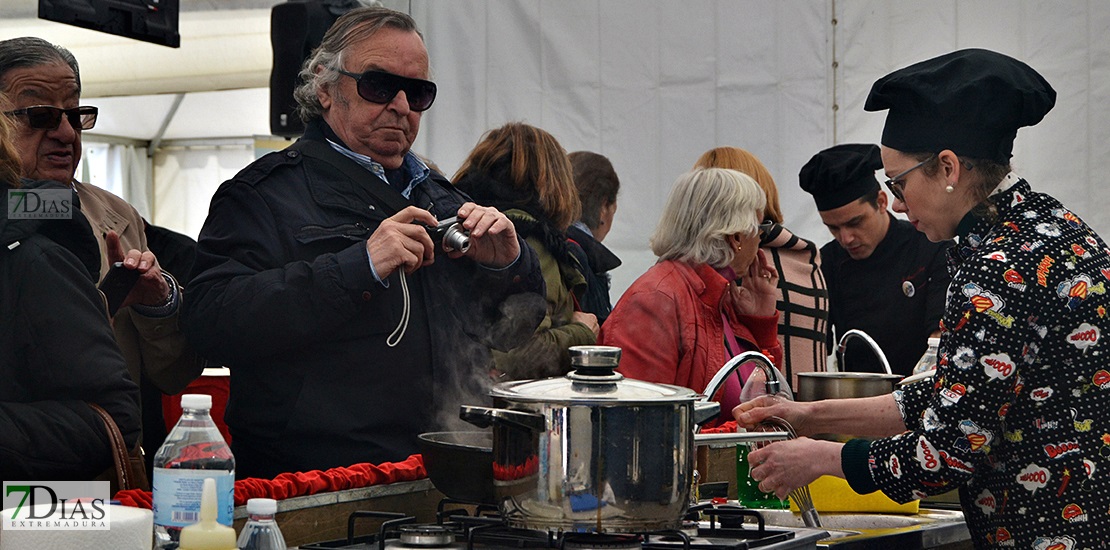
736, 49, 1110, 547
600, 168, 782, 415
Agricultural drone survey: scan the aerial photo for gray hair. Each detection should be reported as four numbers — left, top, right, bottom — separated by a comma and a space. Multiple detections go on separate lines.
651, 168, 766, 268
293, 7, 422, 122
0, 37, 81, 95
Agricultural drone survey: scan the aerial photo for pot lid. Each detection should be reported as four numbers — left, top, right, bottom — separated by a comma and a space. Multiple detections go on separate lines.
489, 346, 701, 404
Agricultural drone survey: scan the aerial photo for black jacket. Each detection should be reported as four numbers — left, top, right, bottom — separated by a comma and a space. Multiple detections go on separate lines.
821, 215, 952, 375
183, 122, 545, 478
566, 224, 621, 324
0, 180, 141, 480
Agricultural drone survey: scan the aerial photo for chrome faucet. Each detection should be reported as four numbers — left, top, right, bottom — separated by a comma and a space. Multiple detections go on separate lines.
835, 329, 892, 375
702, 351, 783, 404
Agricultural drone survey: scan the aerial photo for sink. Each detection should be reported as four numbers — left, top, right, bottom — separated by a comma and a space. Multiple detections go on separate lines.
740, 508, 969, 548
751, 509, 935, 529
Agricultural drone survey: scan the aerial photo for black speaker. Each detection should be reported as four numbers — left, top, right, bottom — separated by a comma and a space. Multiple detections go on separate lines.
269, 0, 360, 137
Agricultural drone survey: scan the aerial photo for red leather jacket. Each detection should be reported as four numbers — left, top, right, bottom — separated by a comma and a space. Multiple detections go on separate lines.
600, 260, 782, 398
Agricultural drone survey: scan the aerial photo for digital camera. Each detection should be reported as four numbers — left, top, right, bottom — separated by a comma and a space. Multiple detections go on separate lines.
427, 216, 470, 253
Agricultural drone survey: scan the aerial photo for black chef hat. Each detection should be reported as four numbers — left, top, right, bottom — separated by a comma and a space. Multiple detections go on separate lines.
865, 48, 1056, 163
798, 143, 882, 211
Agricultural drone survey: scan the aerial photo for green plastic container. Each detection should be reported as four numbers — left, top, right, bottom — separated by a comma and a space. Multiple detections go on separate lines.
735, 443, 789, 509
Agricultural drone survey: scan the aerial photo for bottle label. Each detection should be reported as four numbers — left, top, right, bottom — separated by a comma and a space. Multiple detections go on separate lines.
153, 468, 235, 527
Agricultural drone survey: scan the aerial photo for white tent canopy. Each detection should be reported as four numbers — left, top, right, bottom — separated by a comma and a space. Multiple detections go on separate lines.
2, 1, 1108, 301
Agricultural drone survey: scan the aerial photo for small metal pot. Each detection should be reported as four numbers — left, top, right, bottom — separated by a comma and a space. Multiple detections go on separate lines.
796, 372, 903, 401
416, 431, 495, 504
460, 346, 719, 533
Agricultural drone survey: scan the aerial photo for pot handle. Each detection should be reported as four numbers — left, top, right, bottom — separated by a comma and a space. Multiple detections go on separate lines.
460, 405, 545, 432
693, 401, 721, 427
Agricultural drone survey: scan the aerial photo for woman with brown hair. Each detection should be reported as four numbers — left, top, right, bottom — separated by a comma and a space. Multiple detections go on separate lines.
694, 147, 829, 387
0, 106, 140, 480
454, 122, 598, 378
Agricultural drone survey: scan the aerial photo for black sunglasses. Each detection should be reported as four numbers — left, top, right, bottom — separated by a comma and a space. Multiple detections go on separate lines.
5, 105, 98, 131
333, 68, 437, 112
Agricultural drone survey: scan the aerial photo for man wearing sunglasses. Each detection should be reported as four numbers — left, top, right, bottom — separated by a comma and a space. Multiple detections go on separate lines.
798, 144, 952, 377
183, 7, 545, 479
0, 37, 204, 471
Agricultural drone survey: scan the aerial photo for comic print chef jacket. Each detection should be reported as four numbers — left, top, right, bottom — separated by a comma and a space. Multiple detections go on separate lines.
842, 174, 1110, 549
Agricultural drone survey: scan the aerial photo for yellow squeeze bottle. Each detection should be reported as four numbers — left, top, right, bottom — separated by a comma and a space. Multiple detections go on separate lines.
178, 478, 237, 550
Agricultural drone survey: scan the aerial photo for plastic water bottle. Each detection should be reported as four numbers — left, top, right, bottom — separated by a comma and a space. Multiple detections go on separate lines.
237, 498, 287, 550
153, 394, 235, 550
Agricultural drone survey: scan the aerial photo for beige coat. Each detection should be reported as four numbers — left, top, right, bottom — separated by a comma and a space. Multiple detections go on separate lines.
75, 181, 203, 395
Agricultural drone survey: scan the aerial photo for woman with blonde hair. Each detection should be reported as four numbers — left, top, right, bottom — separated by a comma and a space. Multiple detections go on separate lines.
454, 122, 598, 378
600, 168, 782, 413
694, 147, 829, 386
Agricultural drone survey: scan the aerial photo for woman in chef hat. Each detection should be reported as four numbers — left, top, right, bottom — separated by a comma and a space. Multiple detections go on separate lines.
735, 48, 1110, 547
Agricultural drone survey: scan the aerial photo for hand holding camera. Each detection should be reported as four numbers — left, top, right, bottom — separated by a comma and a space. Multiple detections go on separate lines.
425, 216, 470, 253
367, 205, 520, 279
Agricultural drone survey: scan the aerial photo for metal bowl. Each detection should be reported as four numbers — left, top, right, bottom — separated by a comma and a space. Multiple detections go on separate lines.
417, 431, 495, 504
796, 372, 904, 402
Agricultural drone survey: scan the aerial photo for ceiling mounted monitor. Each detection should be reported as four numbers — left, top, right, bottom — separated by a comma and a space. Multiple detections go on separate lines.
39, 0, 181, 48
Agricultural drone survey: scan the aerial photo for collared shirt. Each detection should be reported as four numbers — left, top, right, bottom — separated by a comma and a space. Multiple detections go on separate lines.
325, 140, 430, 285
571, 220, 594, 238
326, 139, 432, 199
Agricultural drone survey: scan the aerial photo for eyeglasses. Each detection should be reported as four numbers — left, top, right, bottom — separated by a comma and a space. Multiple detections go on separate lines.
332, 68, 437, 112
882, 155, 934, 202
758, 221, 776, 239
5, 105, 98, 131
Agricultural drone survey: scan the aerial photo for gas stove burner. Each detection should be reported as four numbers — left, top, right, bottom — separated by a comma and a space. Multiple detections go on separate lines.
398, 524, 457, 547
562, 533, 643, 550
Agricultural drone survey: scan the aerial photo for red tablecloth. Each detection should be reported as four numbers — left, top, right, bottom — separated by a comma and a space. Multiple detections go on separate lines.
115, 454, 427, 508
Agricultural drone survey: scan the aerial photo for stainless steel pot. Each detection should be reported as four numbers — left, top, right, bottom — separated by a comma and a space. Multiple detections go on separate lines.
460, 346, 719, 533
795, 372, 904, 401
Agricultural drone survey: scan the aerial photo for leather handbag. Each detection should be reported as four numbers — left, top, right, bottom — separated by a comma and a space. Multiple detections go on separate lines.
89, 402, 151, 493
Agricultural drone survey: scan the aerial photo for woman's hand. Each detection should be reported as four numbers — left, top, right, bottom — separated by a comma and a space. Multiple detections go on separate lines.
572, 311, 600, 336
732, 249, 778, 316
747, 438, 844, 500
732, 394, 812, 436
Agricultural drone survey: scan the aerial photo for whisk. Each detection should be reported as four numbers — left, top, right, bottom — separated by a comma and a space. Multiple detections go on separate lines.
753, 416, 821, 528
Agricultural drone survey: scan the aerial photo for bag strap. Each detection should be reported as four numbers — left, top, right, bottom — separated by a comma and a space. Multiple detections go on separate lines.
88, 402, 133, 491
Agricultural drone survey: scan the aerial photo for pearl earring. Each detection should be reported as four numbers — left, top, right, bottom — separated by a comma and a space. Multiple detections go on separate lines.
945, 184, 954, 193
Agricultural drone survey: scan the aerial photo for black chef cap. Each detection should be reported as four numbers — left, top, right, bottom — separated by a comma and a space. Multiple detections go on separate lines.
865, 48, 1056, 163
798, 143, 882, 211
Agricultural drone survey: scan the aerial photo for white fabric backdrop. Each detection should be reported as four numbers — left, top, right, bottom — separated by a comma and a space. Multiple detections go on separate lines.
407, 0, 1110, 300
148, 0, 1110, 304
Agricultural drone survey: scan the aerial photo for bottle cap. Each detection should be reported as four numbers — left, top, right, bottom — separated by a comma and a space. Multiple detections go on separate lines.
246, 498, 277, 516
181, 394, 213, 411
